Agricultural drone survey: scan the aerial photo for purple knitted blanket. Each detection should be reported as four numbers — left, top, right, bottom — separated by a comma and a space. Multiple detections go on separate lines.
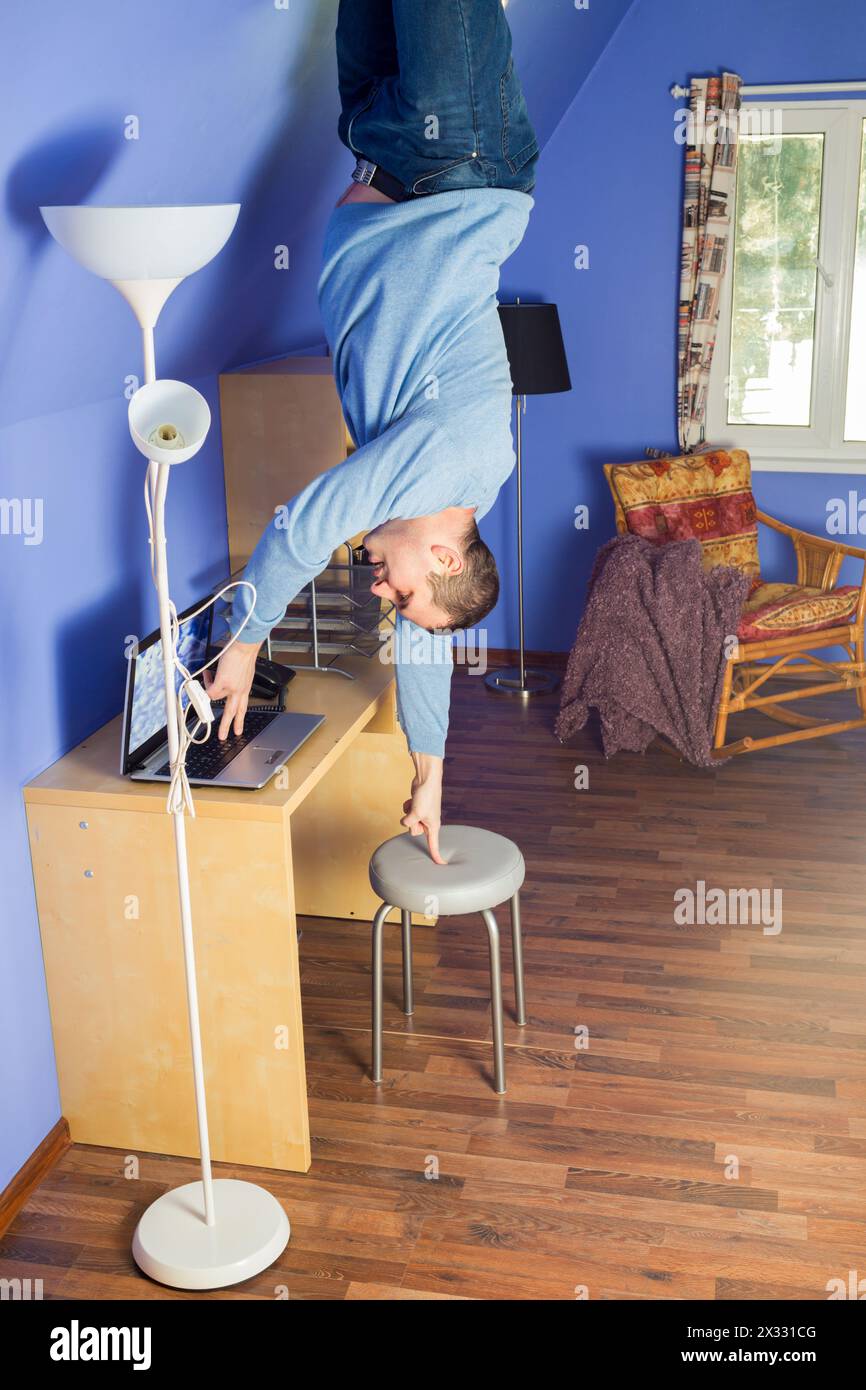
555, 534, 751, 767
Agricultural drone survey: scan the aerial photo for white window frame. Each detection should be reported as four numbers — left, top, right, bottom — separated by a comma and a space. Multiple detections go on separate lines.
706, 98, 866, 472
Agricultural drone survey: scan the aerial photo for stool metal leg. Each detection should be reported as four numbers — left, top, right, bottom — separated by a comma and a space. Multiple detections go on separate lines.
401, 910, 414, 1016
510, 893, 527, 1027
481, 909, 507, 1095
371, 902, 391, 1084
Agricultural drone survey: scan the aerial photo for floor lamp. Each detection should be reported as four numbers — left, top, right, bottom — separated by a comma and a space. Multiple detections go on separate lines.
40, 203, 291, 1289
485, 301, 572, 698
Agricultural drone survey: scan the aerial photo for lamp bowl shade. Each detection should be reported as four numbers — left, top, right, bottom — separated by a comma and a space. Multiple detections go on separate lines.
129, 379, 211, 465
498, 302, 571, 396
39, 204, 240, 282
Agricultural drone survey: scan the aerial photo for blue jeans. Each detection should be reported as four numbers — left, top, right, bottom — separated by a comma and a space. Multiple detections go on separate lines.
336, 0, 538, 197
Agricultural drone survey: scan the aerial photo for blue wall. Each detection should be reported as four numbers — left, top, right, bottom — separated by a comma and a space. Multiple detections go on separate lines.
484, 0, 866, 654
0, 0, 617, 1192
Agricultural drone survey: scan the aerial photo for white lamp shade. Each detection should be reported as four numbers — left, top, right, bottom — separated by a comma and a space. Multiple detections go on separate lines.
40, 204, 240, 281
129, 379, 211, 465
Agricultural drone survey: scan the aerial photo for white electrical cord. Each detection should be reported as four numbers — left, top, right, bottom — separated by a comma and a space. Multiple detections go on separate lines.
144, 467, 259, 817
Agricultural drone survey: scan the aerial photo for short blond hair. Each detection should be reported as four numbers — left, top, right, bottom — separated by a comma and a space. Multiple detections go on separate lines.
427, 520, 499, 631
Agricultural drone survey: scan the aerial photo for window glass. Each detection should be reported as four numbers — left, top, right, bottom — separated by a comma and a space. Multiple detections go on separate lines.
727, 132, 824, 428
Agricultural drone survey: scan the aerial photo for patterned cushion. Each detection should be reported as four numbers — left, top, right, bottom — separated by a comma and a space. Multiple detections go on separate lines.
738, 582, 859, 642
605, 448, 759, 579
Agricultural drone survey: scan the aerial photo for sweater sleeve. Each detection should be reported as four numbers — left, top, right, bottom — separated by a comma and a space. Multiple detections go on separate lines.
392, 615, 453, 758
228, 406, 464, 645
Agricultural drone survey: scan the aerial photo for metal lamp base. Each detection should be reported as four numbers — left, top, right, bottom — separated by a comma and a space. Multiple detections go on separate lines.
487, 387, 565, 704
485, 665, 559, 697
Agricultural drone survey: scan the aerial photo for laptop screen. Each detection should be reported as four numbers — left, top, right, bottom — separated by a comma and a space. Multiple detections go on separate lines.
121, 599, 214, 774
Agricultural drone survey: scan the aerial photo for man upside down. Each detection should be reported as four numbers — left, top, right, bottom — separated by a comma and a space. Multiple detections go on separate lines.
207, 0, 538, 862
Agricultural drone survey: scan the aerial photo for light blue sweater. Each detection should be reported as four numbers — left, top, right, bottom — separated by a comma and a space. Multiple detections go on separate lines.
229, 188, 533, 757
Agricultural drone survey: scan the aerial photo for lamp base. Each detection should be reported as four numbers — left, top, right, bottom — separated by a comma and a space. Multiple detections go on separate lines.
132, 1179, 290, 1290
485, 665, 560, 697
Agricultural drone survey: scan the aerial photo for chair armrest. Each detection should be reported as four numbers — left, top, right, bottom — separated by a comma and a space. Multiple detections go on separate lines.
756, 509, 866, 591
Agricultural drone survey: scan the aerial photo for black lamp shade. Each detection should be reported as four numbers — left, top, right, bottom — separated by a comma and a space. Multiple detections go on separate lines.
497, 302, 571, 396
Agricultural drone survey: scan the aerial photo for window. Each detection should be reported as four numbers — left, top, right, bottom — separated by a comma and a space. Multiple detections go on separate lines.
707, 100, 866, 469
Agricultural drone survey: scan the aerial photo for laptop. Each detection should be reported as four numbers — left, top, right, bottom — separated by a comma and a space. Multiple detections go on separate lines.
121, 595, 324, 789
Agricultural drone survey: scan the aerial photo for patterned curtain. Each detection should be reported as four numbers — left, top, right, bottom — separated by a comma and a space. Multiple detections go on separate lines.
677, 72, 743, 453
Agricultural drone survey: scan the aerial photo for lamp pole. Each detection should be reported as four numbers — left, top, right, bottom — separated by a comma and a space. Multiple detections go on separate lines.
41, 204, 290, 1288
485, 390, 558, 697
485, 299, 570, 698
515, 393, 526, 689
137, 313, 216, 1226
150, 450, 217, 1229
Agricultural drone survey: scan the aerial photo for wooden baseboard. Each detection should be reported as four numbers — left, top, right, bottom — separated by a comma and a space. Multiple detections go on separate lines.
0, 1118, 70, 1238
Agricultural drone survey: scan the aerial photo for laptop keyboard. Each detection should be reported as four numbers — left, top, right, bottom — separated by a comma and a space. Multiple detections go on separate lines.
153, 710, 279, 781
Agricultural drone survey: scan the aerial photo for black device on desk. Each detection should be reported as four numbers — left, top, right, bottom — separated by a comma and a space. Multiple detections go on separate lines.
120, 594, 323, 789
251, 654, 295, 704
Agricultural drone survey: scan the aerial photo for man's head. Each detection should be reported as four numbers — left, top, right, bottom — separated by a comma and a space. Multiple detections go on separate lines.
364, 507, 499, 633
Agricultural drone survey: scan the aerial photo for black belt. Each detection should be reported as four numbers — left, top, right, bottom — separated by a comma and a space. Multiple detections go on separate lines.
351, 156, 414, 202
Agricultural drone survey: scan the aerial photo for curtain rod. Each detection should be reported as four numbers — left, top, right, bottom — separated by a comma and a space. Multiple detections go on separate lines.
670, 81, 866, 99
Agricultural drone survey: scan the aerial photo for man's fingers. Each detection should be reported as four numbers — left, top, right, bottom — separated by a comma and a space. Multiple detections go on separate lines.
233, 693, 248, 737
425, 825, 446, 866
203, 667, 226, 698
401, 811, 446, 865
218, 696, 236, 742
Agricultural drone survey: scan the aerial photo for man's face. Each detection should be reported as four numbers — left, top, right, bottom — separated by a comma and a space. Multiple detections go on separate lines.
363, 520, 452, 631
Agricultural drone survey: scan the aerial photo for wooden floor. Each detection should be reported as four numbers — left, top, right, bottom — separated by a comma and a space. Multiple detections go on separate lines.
4, 660, 866, 1300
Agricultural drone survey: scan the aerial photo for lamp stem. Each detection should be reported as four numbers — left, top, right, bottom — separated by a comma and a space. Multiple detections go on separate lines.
151, 464, 216, 1229
141, 323, 158, 501
515, 395, 526, 687
145, 321, 216, 1229
484, 391, 558, 697
141, 322, 156, 387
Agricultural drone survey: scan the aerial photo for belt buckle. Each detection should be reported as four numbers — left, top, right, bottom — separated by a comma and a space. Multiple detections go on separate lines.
352, 158, 377, 187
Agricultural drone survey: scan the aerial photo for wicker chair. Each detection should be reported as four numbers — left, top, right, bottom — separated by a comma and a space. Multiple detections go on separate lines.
603, 449, 866, 758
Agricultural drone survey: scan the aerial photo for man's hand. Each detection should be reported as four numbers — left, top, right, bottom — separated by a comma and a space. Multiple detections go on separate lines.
202, 639, 262, 740
401, 752, 445, 864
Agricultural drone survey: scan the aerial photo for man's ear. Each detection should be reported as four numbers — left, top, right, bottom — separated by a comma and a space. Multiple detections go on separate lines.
430, 544, 464, 576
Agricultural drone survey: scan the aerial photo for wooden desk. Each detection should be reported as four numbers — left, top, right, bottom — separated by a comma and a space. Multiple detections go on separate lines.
24, 655, 412, 1173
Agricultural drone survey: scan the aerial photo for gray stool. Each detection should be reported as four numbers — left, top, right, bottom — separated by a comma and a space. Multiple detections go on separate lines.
368, 826, 527, 1094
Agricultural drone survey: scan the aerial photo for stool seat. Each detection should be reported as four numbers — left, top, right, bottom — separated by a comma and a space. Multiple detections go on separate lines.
369, 825, 525, 918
